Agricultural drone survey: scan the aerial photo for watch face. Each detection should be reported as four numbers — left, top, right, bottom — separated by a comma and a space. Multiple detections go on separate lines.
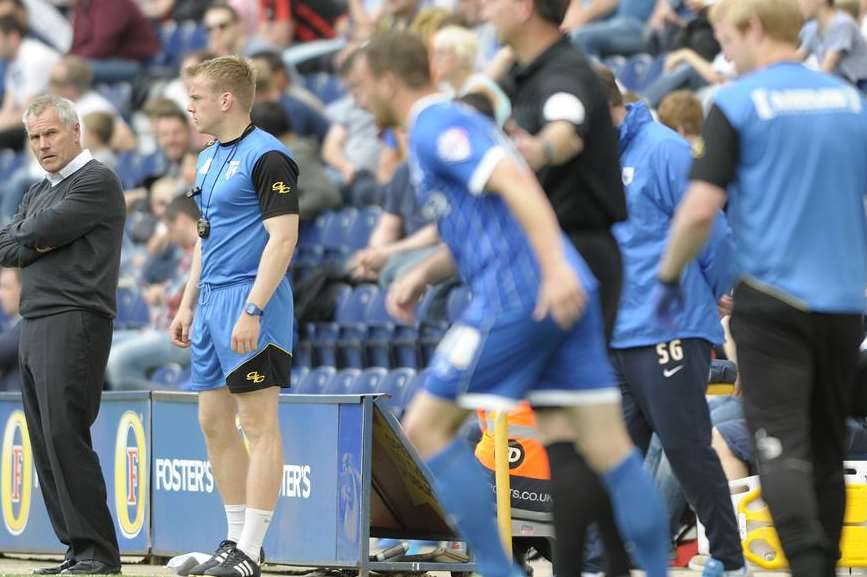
246, 304, 260, 316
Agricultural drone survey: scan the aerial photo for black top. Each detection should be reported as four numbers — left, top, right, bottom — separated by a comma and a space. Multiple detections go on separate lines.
0, 160, 125, 319
501, 36, 627, 234
251, 150, 300, 219
689, 104, 740, 189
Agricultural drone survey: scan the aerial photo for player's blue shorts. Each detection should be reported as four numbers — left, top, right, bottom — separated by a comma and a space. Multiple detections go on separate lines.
190, 277, 294, 393
425, 288, 619, 410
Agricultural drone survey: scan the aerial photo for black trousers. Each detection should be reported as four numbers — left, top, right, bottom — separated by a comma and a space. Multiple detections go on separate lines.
568, 230, 622, 342
19, 311, 120, 566
730, 282, 863, 576
612, 338, 744, 569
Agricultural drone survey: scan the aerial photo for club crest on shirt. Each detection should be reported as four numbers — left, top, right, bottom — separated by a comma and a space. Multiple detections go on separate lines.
198, 158, 212, 175
622, 166, 635, 186
225, 160, 241, 178
437, 127, 472, 163
421, 191, 450, 221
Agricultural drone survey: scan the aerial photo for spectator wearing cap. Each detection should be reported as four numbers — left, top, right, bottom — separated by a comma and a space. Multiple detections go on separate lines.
69, 0, 160, 83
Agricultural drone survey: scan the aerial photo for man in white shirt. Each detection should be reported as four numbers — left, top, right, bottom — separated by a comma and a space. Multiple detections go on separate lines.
0, 15, 58, 142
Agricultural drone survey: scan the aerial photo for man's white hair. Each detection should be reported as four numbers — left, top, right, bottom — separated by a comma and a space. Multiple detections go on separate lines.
22, 95, 79, 131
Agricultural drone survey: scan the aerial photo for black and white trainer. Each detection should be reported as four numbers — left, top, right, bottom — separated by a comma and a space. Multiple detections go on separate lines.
188, 540, 237, 575
204, 547, 260, 577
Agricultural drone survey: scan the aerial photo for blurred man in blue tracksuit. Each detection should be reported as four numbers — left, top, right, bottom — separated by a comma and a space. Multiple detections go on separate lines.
596, 68, 747, 577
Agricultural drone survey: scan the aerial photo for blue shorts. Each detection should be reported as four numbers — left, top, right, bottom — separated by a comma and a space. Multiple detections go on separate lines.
190, 278, 294, 393
425, 290, 619, 409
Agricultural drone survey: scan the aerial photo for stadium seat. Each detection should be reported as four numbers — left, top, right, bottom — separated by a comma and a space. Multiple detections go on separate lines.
364, 289, 397, 368
149, 363, 188, 389
335, 284, 379, 368
295, 366, 336, 394
376, 368, 416, 414
290, 367, 310, 389
348, 367, 388, 395
96, 82, 133, 119
321, 207, 359, 258
115, 286, 150, 329
0, 150, 25, 182
346, 206, 382, 252
323, 368, 361, 395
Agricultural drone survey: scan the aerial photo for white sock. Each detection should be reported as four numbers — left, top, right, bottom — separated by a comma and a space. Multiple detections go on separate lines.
237, 508, 273, 563
225, 504, 246, 543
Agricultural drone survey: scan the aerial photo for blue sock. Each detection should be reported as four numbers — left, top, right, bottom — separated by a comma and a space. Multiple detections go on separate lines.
426, 438, 518, 577
602, 450, 670, 577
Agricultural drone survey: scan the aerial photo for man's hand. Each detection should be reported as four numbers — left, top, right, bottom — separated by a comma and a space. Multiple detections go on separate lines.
534, 262, 587, 329
231, 313, 261, 355
386, 268, 427, 324
665, 49, 687, 72
652, 280, 684, 329
169, 307, 195, 348
507, 124, 547, 171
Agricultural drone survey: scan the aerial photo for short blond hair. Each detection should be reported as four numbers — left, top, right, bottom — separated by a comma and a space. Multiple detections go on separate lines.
185, 55, 257, 112
433, 26, 480, 70
710, 0, 804, 45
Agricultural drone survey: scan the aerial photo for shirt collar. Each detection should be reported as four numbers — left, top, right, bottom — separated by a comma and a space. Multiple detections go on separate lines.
512, 35, 572, 84
407, 93, 451, 131
46, 149, 93, 187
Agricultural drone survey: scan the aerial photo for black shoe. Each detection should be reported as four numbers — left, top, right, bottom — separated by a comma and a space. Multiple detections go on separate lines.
189, 540, 236, 575
60, 560, 121, 575
204, 547, 260, 577
33, 559, 76, 575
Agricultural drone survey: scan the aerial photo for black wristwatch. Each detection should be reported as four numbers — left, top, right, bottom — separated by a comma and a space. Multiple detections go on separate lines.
244, 303, 264, 317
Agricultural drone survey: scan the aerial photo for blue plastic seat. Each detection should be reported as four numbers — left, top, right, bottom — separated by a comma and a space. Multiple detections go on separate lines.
290, 367, 310, 389
116, 286, 150, 329
335, 285, 378, 368
376, 368, 416, 414
348, 367, 388, 395
323, 368, 361, 395
294, 366, 337, 394
321, 207, 358, 257
346, 206, 382, 252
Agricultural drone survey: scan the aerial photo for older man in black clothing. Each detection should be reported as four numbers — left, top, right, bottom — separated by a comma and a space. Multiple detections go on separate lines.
0, 95, 124, 575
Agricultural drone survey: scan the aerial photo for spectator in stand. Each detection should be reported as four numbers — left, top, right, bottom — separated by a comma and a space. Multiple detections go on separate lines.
349, 0, 419, 40
106, 195, 198, 391
642, 0, 723, 107
69, 0, 160, 84
567, 0, 657, 58
0, 267, 21, 391
257, 0, 346, 46
799, 0, 867, 90
0, 0, 71, 53
347, 163, 438, 287
250, 50, 331, 143
0, 15, 58, 149
430, 25, 512, 127
47, 56, 137, 151
151, 102, 193, 179
657, 90, 705, 149
322, 49, 383, 191
205, 1, 273, 57
251, 101, 342, 219
455, 0, 500, 68
82, 112, 117, 171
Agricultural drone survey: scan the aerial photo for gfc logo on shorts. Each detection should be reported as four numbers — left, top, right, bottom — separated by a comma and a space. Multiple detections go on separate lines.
114, 411, 147, 539
246, 371, 266, 384
1, 411, 31, 536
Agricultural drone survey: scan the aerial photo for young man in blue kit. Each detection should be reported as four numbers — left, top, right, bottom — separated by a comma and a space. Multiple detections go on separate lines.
354, 31, 671, 577
656, 1, 867, 575
169, 56, 299, 577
